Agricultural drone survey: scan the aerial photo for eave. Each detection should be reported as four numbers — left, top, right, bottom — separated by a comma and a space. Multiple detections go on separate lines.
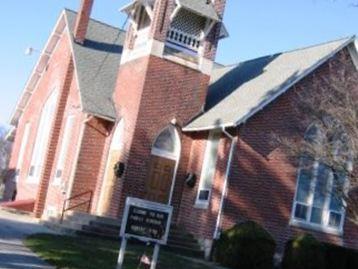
9, 11, 67, 126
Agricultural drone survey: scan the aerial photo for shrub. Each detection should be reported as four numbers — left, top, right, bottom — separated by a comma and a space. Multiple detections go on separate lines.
214, 221, 276, 269
324, 243, 358, 269
281, 234, 325, 269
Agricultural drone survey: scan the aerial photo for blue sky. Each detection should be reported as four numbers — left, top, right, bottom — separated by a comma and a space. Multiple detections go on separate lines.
0, 0, 357, 129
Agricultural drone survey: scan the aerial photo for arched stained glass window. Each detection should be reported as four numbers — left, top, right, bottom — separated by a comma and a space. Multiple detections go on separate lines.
291, 123, 351, 233
151, 125, 180, 160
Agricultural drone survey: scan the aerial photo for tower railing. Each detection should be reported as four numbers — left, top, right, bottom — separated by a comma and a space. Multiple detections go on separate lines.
166, 27, 201, 56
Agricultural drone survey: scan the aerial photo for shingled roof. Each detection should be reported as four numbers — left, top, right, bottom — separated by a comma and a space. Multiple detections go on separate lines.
65, 9, 126, 120
178, 0, 220, 21
183, 36, 357, 131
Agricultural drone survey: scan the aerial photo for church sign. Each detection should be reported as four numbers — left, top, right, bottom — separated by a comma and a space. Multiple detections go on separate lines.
120, 197, 173, 244
117, 197, 173, 269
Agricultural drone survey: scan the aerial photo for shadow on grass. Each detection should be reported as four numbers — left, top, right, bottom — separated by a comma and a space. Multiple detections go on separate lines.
25, 234, 215, 269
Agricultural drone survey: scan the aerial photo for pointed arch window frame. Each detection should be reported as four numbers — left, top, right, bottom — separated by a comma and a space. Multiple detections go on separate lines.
150, 125, 181, 205
151, 125, 181, 161
290, 123, 351, 235
27, 88, 59, 184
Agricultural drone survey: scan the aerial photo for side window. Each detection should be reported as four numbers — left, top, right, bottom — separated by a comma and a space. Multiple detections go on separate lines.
195, 130, 221, 208
291, 124, 348, 233
53, 115, 75, 186
28, 90, 58, 183
15, 122, 31, 182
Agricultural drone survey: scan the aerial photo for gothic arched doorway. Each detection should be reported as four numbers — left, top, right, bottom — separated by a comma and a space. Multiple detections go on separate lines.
97, 120, 124, 216
145, 125, 181, 204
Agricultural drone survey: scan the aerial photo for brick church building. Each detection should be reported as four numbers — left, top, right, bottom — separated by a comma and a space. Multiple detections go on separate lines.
3, 0, 358, 255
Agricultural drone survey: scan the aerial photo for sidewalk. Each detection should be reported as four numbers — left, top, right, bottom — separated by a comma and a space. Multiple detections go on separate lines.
0, 208, 56, 269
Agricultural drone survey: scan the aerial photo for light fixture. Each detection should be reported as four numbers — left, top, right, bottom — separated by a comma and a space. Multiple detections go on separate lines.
25, 47, 39, 56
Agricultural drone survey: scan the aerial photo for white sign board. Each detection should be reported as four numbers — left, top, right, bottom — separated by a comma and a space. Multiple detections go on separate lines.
120, 197, 173, 245
116, 197, 173, 269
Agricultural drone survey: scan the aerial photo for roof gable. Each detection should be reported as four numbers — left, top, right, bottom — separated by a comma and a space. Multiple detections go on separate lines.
10, 12, 67, 126
184, 36, 357, 131
10, 10, 126, 126
178, 0, 220, 21
64, 10, 126, 120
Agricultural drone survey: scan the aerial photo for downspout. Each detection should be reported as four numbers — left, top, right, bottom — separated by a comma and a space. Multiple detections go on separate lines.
213, 127, 237, 239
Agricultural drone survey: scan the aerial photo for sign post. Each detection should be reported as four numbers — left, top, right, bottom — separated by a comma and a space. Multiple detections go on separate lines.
116, 197, 173, 269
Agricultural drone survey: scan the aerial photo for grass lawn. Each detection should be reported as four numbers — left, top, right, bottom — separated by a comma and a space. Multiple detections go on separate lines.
25, 234, 216, 269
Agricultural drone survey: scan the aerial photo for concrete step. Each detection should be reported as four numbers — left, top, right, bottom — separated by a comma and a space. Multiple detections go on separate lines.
88, 220, 121, 232
65, 210, 120, 227
64, 211, 97, 222
76, 229, 120, 240
42, 220, 80, 235
44, 211, 204, 258
81, 224, 120, 236
90, 216, 121, 228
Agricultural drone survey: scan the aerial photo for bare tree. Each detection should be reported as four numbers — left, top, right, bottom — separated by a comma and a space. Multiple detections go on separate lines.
275, 53, 358, 226
0, 127, 11, 183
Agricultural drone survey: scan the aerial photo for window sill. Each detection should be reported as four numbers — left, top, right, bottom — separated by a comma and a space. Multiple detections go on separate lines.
51, 181, 61, 187
289, 219, 343, 237
26, 178, 39, 185
194, 202, 209, 210
163, 50, 199, 72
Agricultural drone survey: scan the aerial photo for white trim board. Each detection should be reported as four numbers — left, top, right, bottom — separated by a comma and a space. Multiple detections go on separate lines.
9, 11, 67, 126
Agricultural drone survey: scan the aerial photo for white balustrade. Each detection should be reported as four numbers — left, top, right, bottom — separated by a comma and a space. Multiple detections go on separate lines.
166, 28, 201, 55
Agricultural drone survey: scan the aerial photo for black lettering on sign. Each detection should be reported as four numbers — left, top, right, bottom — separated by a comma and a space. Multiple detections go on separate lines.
125, 205, 169, 241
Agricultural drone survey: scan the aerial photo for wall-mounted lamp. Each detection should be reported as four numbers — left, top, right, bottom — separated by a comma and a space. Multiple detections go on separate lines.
114, 162, 125, 178
25, 47, 40, 56
185, 173, 197, 188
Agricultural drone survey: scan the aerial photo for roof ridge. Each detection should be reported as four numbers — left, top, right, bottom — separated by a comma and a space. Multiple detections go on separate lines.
63, 8, 126, 33
274, 35, 355, 55
219, 35, 356, 69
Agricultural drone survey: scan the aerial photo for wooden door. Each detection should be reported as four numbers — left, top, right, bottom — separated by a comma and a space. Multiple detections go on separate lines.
145, 155, 176, 204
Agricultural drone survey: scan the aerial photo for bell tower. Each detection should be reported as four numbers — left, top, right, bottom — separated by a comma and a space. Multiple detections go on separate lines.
118, 0, 227, 73
111, 0, 227, 216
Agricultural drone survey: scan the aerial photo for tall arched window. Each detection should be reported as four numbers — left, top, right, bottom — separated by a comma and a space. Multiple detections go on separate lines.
28, 90, 58, 183
146, 125, 181, 204
291, 124, 350, 233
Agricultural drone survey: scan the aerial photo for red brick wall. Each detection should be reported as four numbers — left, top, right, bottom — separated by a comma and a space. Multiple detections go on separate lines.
68, 117, 112, 212
33, 56, 75, 217
112, 55, 210, 219
42, 69, 87, 217
203, 0, 227, 61
177, 132, 231, 238
91, 121, 115, 214
73, 0, 94, 44
220, 49, 358, 252
5, 30, 73, 207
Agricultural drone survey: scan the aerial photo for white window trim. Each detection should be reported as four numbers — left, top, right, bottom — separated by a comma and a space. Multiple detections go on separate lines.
53, 115, 75, 186
290, 159, 346, 236
14, 122, 31, 182
27, 90, 58, 184
151, 125, 181, 161
97, 119, 125, 215
151, 147, 178, 161
195, 130, 221, 209
150, 125, 181, 205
